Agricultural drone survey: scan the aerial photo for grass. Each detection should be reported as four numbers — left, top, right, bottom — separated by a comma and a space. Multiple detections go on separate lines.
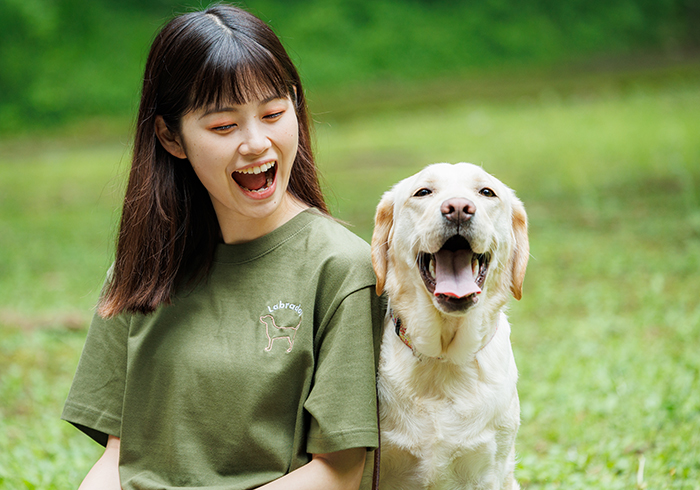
1, 61, 699, 489
0, 140, 129, 318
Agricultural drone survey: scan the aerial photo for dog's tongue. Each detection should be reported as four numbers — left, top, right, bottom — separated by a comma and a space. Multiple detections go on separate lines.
434, 249, 481, 298
232, 172, 267, 191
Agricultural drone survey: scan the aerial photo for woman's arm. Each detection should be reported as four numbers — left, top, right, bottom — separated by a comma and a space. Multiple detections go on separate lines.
78, 435, 122, 490
260, 447, 366, 490
77, 437, 364, 490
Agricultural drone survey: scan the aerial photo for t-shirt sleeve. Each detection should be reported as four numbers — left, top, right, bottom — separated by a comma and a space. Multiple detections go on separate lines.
304, 285, 384, 455
61, 310, 129, 446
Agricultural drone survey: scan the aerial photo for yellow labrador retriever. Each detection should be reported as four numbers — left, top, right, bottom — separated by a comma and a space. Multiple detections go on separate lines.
371, 163, 528, 490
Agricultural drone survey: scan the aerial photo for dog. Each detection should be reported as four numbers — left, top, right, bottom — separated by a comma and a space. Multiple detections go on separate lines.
371, 163, 529, 490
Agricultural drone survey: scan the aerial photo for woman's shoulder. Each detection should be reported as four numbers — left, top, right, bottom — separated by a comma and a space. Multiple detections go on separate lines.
303, 211, 371, 257
297, 211, 376, 282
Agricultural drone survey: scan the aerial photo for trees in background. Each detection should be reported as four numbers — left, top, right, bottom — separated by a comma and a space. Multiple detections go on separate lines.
0, 0, 697, 133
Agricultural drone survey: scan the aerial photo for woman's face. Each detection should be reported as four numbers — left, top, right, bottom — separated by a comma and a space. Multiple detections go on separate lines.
158, 95, 304, 243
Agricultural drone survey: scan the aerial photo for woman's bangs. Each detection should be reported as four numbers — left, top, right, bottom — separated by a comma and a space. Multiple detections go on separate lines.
188, 38, 291, 112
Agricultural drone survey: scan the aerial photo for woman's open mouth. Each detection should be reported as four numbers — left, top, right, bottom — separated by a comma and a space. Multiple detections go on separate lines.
232, 161, 277, 196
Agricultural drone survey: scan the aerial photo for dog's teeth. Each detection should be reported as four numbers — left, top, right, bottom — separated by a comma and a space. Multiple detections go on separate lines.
429, 257, 436, 279
472, 256, 479, 275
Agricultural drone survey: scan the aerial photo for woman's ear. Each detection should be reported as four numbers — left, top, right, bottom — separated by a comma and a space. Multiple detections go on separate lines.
155, 116, 187, 159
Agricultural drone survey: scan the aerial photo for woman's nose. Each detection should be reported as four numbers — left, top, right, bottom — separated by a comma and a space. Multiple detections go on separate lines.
239, 121, 271, 156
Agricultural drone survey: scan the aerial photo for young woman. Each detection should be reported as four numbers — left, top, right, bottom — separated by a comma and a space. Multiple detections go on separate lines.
62, 5, 383, 490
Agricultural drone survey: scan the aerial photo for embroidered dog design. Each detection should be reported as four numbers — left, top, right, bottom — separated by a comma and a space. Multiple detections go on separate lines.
260, 314, 302, 353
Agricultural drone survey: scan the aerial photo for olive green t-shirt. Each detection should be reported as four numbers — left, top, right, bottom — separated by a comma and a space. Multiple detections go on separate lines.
62, 210, 384, 489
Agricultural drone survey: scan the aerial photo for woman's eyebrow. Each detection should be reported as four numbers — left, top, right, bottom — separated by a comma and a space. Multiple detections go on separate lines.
198, 106, 239, 119
198, 96, 287, 119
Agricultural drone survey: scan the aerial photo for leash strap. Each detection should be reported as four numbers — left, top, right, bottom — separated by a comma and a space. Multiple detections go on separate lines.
372, 389, 381, 490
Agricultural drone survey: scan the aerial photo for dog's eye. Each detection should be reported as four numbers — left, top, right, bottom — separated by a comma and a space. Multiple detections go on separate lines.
413, 188, 433, 197
479, 187, 497, 198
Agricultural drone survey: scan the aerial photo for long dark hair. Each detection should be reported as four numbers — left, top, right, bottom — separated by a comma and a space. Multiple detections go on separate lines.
98, 4, 328, 318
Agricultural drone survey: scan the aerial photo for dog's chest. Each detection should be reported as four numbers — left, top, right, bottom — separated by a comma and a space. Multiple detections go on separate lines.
380, 383, 517, 489
378, 336, 519, 488
381, 371, 509, 451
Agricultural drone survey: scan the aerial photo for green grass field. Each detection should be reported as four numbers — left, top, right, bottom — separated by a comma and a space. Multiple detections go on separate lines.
1, 62, 699, 489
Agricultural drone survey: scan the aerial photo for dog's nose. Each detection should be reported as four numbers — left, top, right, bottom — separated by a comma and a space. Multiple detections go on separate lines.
441, 198, 476, 223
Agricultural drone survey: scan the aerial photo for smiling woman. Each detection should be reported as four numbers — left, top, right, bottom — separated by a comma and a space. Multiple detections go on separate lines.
100, 5, 326, 316
155, 95, 303, 243
60, 5, 383, 490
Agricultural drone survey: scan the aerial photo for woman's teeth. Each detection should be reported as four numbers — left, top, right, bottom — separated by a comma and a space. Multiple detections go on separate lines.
236, 162, 275, 175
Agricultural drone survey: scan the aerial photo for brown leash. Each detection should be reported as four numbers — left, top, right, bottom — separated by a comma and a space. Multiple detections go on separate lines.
372, 390, 381, 490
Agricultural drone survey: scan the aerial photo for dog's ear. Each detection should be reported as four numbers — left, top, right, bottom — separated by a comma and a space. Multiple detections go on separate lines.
371, 191, 395, 296
510, 197, 529, 300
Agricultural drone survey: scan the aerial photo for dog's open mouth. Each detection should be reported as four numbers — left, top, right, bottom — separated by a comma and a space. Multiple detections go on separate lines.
418, 235, 490, 311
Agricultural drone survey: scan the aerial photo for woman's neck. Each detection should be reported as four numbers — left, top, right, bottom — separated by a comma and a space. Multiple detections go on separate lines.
215, 193, 309, 244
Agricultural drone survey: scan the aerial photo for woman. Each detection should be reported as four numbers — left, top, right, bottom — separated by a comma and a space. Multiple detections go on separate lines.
62, 5, 383, 489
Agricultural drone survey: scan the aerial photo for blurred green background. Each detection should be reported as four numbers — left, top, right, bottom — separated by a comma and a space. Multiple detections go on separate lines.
1, 0, 700, 488
1, 0, 698, 132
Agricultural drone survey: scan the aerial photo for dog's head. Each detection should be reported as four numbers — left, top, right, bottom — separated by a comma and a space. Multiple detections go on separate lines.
372, 163, 528, 323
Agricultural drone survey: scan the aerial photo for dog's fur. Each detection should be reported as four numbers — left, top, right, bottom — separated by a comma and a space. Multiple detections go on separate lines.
371, 163, 528, 490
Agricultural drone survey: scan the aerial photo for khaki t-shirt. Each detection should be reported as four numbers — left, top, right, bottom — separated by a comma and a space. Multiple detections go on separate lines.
63, 210, 384, 489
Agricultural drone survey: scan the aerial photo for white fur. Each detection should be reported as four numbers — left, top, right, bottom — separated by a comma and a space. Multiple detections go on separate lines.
371, 163, 529, 490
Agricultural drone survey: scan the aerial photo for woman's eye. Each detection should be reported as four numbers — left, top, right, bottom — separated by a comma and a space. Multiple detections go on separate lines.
212, 123, 236, 132
479, 187, 497, 198
413, 188, 432, 197
263, 111, 284, 120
